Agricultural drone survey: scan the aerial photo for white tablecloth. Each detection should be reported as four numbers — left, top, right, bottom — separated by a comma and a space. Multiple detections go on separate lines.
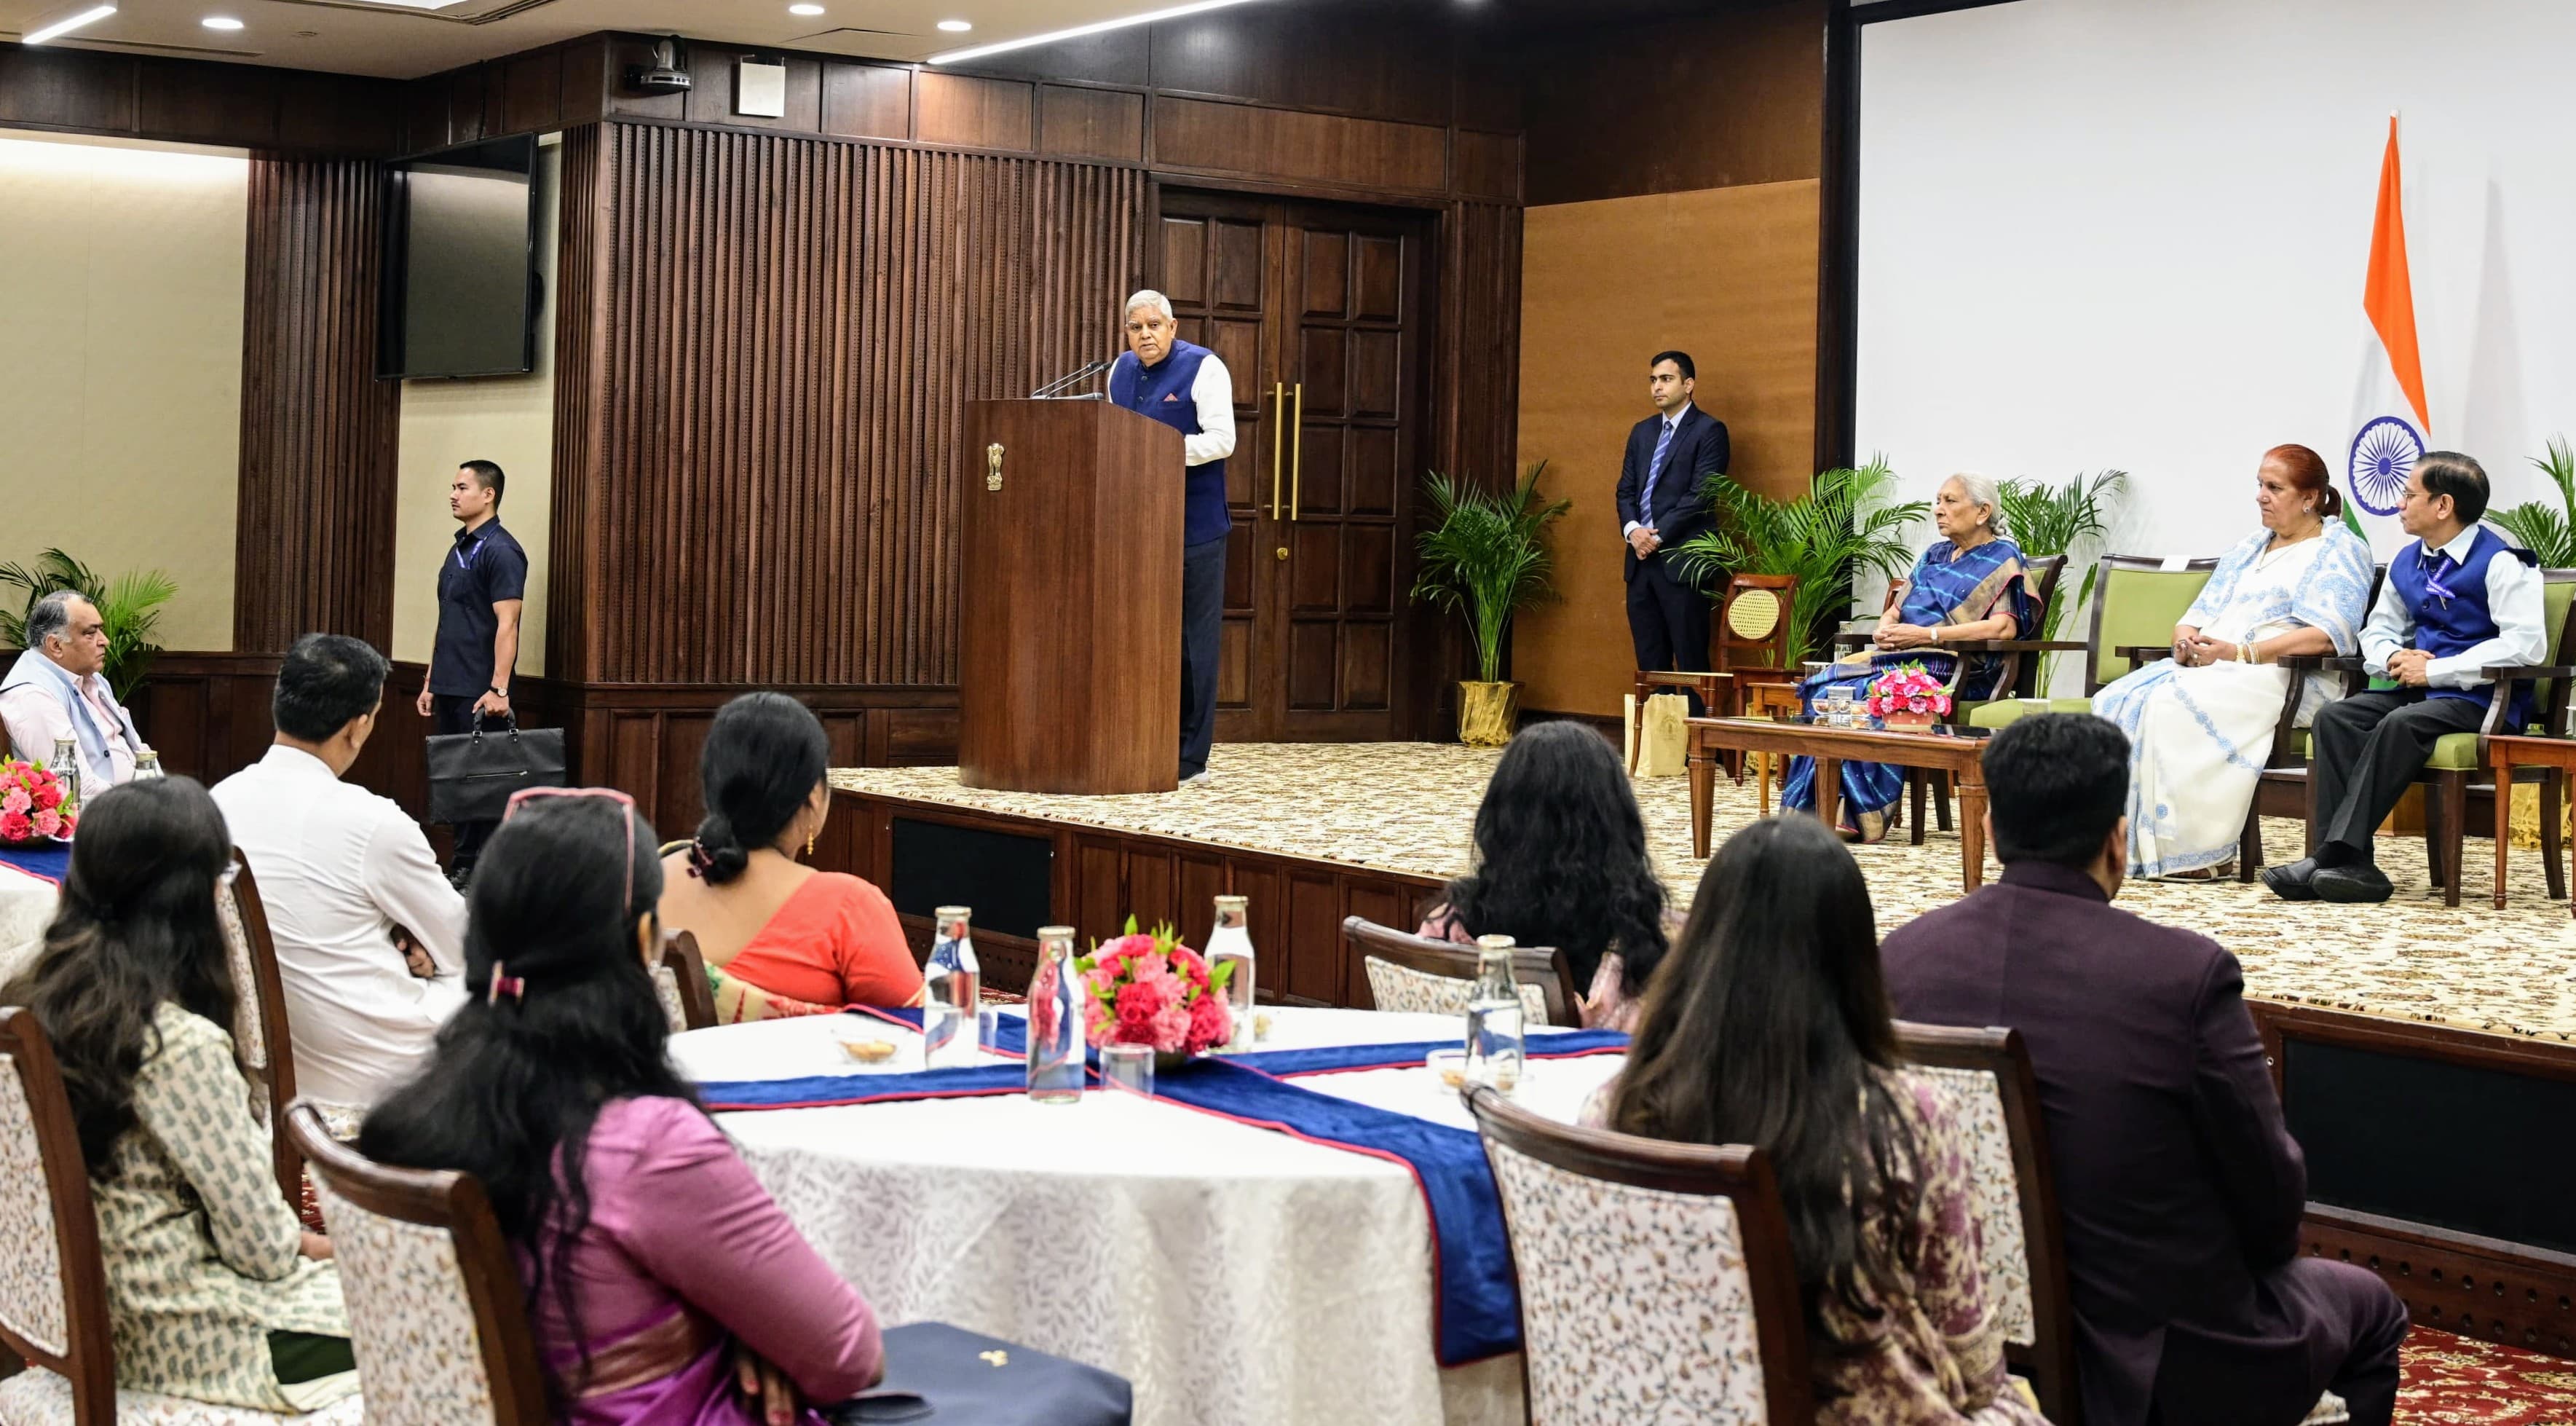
0, 864, 55, 987
671, 1008, 1623, 1426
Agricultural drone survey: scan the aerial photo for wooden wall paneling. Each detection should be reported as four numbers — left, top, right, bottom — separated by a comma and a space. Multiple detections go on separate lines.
500, 50, 564, 136
1509, 181, 1821, 718
547, 123, 605, 684
557, 122, 1142, 687
1453, 130, 1521, 204
1177, 851, 1227, 954
821, 63, 912, 140
1147, 0, 1453, 127
400, 76, 451, 155
234, 157, 402, 654
277, 71, 403, 155
1152, 97, 1447, 194
1522, 0, 1830, 206
1283, 868, 1343, 1005
1073, 835, 1126, 945
446, 63, 490, 146
0, 43, 133, 132
135, 58, 279, 149
559, 39, 610, 127
1039, 84, 1145, 163
915, 71, 1035, 151
1125, 848, 1175, 938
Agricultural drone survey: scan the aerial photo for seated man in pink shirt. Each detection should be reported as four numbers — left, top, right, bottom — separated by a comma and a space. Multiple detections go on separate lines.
0, 590, 151, 792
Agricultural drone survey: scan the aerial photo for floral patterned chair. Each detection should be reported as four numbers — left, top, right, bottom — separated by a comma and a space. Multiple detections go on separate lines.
0, 1009, 365, 1426
1895, 1021, 2350, 1426
285, 1103, 550, 1426
1464, 1083, 1812, 1425
1342, 916, 1569, 1027
217, 854, 366, 1189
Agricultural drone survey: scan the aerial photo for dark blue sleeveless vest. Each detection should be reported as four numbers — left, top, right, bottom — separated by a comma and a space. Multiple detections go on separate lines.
1110, 339, 1231, 546
2389, 524, 2532, 727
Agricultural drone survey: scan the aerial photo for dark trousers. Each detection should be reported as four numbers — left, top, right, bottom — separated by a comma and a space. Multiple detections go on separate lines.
431, 694, 498, 869
1627, 552, 1712, 712
1180, 534, 1227, 779
2311, 688, 2487, 862
2152, 1257, 2408, 1426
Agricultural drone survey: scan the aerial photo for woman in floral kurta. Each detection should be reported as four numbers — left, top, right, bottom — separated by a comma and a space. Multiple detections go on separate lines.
12, 778, 353, 1412
1592, 814, 2045, 1426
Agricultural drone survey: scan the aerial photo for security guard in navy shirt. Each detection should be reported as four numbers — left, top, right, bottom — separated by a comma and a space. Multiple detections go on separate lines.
415, 459, 527, 883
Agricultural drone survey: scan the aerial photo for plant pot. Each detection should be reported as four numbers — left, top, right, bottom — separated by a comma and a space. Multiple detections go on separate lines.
1880, 711, 1939, 730
1458, 680, 1520, 748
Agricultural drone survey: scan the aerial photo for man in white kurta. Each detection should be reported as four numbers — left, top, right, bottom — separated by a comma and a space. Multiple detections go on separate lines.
0, 590, 149, 789
210, 634, 467, 1107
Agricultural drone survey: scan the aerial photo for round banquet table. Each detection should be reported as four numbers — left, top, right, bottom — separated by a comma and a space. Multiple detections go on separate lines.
0, 860, 59, 987
668, 1007, 1624, 1426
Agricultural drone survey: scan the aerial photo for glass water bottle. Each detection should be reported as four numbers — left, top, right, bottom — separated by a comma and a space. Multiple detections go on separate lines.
50, 737, 80, 816
1463, 934, 1526, 1092
1025, 926, 1087, 1104
132, 750, 165, 781
922, 906, 981, 1066
1205, 894, 1257, 1052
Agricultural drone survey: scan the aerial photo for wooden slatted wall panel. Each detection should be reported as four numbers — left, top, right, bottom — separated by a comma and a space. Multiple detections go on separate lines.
234, 157, 402, 652
554, 122, 1145, 685
547, 125, 605, 682
1445, 200, 1523, 490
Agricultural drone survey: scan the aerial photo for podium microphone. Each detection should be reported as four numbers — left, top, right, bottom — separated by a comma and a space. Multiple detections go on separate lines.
1031, 357, 1114, 399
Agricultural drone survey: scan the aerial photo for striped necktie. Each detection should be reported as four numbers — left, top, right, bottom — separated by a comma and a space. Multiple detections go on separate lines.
1642, 417, 1678, 516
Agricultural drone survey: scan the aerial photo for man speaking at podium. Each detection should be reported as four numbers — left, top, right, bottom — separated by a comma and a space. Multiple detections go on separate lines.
1109, 289, 1237, 786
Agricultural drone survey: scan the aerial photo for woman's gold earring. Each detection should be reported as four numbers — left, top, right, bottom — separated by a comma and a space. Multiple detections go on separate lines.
806, 832, 817, 859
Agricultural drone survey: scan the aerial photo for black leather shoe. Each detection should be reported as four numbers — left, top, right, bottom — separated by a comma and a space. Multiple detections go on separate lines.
2312, 862, 2395, 904
2261, 857, 2323, 901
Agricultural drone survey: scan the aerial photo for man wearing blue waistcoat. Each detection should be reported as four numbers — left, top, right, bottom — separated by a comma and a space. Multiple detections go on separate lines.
2266, 452, 2546, 904
1108, 289, 1237, 785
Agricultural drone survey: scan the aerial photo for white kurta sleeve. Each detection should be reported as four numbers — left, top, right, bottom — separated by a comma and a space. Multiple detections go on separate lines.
1186, 355, 1238, 466
360, 811, 470, 979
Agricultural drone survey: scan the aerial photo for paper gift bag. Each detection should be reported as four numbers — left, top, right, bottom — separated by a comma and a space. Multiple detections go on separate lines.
1636, 693, 1691, 777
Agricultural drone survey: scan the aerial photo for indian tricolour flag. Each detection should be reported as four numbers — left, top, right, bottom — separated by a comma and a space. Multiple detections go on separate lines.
2345, 115, 2430, 556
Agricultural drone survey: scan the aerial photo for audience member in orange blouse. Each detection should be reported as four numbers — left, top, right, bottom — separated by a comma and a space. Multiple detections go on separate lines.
656, 693, 922, 1017
1418, 721, 1669, 1032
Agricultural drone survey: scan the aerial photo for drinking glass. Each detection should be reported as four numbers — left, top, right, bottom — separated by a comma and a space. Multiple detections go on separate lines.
1099, 1042, 1156, 1098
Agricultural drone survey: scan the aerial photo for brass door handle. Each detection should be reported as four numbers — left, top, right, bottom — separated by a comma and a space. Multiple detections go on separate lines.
1270, 382, 1286, 521
1289, 383, 1304, 522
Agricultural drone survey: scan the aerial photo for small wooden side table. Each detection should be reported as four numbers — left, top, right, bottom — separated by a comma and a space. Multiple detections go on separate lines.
2486, 734, 2576, 915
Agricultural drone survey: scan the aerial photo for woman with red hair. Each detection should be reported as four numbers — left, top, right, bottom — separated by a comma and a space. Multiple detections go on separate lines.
2093, 445, 2375, 878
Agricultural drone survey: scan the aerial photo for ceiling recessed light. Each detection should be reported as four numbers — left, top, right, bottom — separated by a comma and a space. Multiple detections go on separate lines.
931, 0, 1257, 63
202, 15, 244, 28
937, 17, 972, 31
22, 1, 117, 44
788, 2, 823, 12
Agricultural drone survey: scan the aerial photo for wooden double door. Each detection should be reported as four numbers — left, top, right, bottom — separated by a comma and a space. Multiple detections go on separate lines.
1157, 190, 1431, 744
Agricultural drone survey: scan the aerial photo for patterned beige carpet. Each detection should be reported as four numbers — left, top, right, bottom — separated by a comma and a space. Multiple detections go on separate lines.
833, 742, 2576, 1043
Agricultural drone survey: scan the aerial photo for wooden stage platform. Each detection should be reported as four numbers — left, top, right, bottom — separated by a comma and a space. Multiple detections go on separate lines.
826, 741, 2576, 1357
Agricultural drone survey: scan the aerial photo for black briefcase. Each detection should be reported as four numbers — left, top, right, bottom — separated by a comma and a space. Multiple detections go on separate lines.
823, 1321, 1133, 1426
424, 712, 566, 825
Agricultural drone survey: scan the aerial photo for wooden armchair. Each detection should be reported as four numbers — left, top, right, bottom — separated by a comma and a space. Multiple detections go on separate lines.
655, 929, 717, 1033
1466, 1084, 1815, 1424
1341, 915, 1575, 1026
217, 848, 312, 1203
2409, 567, 2576, 906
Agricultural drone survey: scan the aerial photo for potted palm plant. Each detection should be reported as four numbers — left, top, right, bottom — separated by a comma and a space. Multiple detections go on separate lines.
0, 549, 178, 702
1995, 470, 2127, 692
1670, 459, 1927, 669
2489, 436, 2576, 567
1410, 463, 1571, 747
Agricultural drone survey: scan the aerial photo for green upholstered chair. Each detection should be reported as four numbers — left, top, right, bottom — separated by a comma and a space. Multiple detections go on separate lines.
2409, 567, 2576, 907
1964, 554, 2221, 733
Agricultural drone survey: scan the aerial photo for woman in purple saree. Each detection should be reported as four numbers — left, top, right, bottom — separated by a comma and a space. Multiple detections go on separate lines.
361, 789, 882, 1425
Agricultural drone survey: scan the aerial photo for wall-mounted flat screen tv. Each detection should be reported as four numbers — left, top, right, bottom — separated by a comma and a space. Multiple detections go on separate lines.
379, 134, 540, 379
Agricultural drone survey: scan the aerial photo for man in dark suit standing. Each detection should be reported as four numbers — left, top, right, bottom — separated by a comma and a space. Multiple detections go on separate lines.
1616, 351, 1728, 701
1880, 713, 2406, 1426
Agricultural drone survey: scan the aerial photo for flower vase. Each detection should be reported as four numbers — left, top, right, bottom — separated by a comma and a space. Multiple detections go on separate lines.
1881, 711, 1939, 730
1154, 1048, 1195, 1073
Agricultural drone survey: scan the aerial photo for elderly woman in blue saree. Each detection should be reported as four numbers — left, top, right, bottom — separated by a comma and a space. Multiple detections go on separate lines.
2093, 446, 2374, 878
1782, 473, 2034, 843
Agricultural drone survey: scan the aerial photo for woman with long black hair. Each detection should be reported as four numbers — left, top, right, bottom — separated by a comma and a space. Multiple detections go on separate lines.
1420, 720, 1670, 1031
1592, 815, 2042, 1425
361, 789, 883, 1425
8, 778, 355, 1412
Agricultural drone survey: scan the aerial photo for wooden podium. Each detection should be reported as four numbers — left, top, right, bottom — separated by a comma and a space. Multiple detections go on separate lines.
958, 398, 1184, 794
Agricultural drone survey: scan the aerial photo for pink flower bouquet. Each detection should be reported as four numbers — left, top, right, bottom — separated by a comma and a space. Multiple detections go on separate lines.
0, 759, 75, 847
1075, 917, 1236, 1059
1862, 662, 1951, 724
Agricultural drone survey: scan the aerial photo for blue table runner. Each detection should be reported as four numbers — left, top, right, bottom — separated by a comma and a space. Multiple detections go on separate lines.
696, 1007, 1628, 1365
0, 845, 68, 883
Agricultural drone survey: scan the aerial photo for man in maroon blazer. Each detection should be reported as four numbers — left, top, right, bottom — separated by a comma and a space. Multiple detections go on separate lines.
1880, 714, 2406, 1426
